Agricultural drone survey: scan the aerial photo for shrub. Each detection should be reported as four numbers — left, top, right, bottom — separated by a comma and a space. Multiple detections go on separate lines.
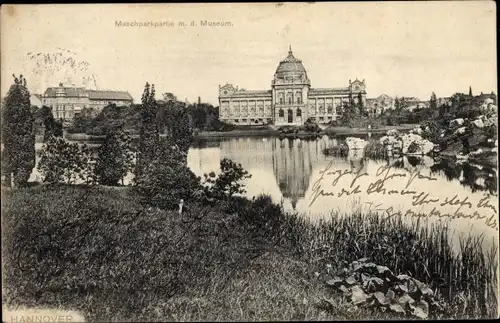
324, 144, 349, 157
67, 107, 95, 134
222, 194, 284, 241
245, 194, 284, 234
37, 136, 93, 184
325, 258, 445, 319
202, 158, 251, 201
136, 140, 201, 210
365, 142, 386, 159
303, 120, 322, 133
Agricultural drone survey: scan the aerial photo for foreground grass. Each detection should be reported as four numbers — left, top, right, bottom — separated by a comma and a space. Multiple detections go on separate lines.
2, 185, 498, 321
1, 186, 389, 321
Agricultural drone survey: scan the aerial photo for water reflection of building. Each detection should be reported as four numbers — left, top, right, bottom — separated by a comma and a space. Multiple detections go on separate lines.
219, 138, 275, 166
187, 146, 221, 176
218, 136, 336, 210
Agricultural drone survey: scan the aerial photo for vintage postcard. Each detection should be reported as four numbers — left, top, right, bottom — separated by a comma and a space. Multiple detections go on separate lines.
1, 2, 498, 322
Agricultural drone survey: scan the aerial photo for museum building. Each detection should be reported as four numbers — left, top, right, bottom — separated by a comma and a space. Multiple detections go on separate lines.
218, 46, 367, 126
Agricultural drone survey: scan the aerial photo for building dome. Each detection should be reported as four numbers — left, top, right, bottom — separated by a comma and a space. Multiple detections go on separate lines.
274, 46, 308, 80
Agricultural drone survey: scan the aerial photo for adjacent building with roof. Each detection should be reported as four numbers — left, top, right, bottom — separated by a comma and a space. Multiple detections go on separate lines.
218, 46, 367, 126
365, 94, 395, 115
42, 82, 133, 124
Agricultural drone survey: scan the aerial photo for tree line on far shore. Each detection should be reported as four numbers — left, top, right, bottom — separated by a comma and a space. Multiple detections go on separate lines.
64, 94, 235, 136
1, 75, 251, 213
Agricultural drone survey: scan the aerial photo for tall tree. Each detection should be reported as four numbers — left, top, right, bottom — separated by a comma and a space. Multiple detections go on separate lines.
70, 107, 94, 134
1, 75, 36, 187
340, 101, 357, 127
357, 92, 364, 116
395, 96, 407, 112
469, 86, 473, 97
38, 106, 63, 141
170, 107, 193, 156
430, 92, 437, 110
94, 126, 135, 186
137, 82, 160, 180
394, 97, 400, 111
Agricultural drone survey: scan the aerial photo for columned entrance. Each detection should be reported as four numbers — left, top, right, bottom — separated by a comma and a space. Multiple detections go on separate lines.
287, 109, 293, 123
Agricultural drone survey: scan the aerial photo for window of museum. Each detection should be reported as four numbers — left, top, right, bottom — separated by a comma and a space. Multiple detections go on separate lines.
297, 108, 302, 118
319, 117, 324, 122
296, 92, 302, 104
279, 109, 284, 117
279, 93, 284, 104
327, 105, 333, 114
234, 119, 239, 123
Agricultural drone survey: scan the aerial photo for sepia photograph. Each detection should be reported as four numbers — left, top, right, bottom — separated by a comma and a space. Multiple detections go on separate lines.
1, 2, 498, 321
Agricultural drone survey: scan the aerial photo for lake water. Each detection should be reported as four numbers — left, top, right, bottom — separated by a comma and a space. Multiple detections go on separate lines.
31, 135, 499, 248
187, 135, 499, 249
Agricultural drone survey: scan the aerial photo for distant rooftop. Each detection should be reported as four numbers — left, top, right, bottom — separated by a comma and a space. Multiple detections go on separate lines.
87, 90, 133, 101
309, 88, 350, 96
43, 84, 133, 101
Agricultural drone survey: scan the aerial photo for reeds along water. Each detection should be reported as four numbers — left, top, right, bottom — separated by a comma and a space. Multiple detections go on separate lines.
280, 209, 498, 318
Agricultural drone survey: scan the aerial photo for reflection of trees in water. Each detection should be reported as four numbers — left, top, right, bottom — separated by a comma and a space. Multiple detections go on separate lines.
383, 155, 497, 194
430, 158, 459, 181
406, 156, 421, 167
391, 157, 405, 170
430, 157, 497, 194
213, 136, 497, 205
192, 138, 223, 149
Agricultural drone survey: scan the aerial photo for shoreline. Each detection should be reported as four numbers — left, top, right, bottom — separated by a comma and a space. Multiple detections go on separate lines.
62, 124, 419, 141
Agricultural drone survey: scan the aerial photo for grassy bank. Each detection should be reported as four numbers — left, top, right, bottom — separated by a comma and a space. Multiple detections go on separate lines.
2, 186, 498, 321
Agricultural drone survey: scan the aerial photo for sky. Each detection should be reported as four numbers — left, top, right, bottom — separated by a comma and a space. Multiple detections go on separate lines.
1, 2, 497, 106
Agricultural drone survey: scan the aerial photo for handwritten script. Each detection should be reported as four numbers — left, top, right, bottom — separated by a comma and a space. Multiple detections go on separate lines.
310, 162, 498, 230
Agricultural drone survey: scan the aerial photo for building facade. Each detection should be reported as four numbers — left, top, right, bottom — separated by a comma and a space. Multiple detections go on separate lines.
366, 94, 395, 115
42, 83, 133, 124
219, 47, 366, 126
